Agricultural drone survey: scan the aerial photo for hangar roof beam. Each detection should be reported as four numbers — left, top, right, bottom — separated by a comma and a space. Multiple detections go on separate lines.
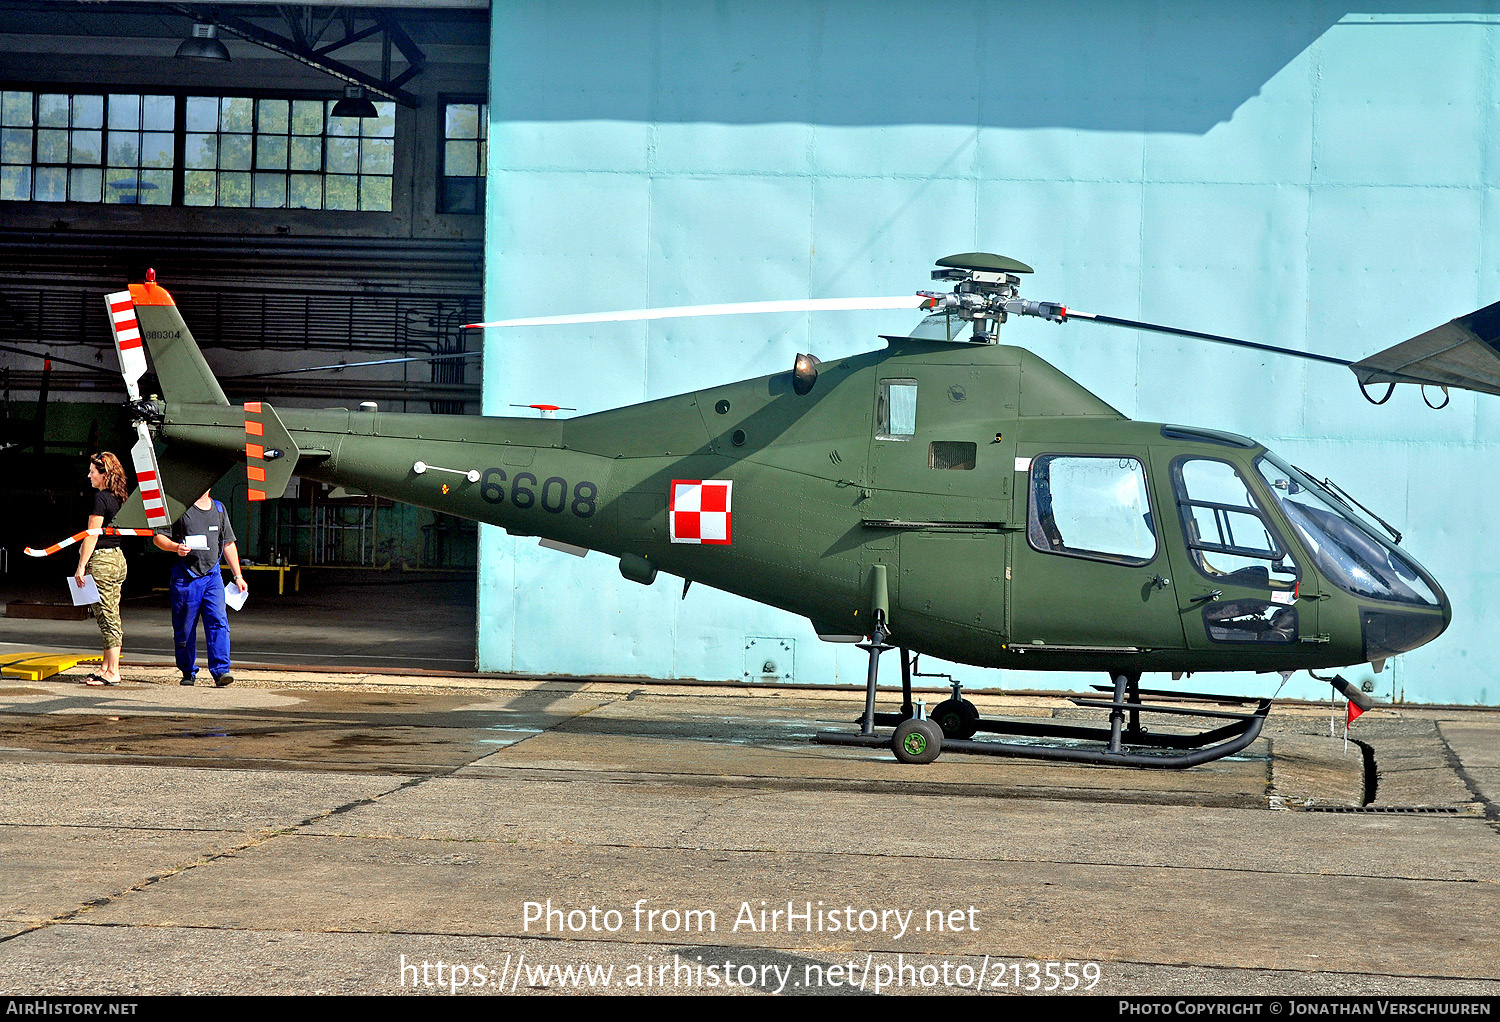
168, 3, 425, 108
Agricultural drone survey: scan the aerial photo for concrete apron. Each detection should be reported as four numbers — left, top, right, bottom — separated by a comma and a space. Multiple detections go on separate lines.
0, 668, 1495, 995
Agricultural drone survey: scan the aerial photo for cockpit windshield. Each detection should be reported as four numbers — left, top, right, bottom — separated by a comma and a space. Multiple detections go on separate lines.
1255, 454, 1442, 607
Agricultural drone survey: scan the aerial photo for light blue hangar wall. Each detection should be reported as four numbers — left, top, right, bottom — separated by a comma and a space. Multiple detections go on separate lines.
478, 1, 1500, 706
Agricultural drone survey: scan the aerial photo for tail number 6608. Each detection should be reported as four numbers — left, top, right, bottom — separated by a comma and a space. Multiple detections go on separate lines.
479, 468, 597, 518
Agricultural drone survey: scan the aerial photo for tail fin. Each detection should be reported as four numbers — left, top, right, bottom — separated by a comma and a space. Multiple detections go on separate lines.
127, 277, 229, 407
109, 272, 235, 528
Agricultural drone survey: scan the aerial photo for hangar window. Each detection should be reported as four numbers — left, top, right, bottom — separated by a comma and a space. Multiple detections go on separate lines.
1, 90, 174, 204
0, 89, 396, 211
184, 96, 394, 211
440, 100, 486, 214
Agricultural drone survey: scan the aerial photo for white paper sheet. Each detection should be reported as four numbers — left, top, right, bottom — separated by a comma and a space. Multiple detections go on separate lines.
69, 575, 100, 606
185, 534, 209, 550
224, 583, 248, 611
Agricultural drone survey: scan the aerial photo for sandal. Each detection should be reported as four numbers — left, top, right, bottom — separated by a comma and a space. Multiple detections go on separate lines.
83, 674, 109, 687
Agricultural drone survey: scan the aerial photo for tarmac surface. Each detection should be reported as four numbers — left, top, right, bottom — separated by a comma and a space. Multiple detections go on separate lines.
0, 570, 479, 673
0, 659, 1496, 997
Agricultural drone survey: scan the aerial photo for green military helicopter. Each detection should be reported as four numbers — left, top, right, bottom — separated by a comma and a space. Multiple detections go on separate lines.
27, 255, 1499, 768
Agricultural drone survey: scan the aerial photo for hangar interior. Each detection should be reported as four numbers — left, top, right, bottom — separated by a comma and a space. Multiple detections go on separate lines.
0, 1, 489, 586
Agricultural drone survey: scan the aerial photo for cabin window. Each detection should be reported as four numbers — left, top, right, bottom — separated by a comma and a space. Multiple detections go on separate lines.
1027, 455, 1157, 565
928, 441, 976, 470
1203, 599, 1298, 643
1171, 457, 1297, 589
876, 380, 917, 440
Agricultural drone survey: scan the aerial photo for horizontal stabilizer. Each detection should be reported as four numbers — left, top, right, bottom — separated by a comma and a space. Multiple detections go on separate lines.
242, 401, 300, 501
114, 446, 235, 529
1350, 300, 1500, 397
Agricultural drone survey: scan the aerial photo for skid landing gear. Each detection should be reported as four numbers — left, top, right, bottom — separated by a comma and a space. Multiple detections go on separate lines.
815, 656, 1271, 769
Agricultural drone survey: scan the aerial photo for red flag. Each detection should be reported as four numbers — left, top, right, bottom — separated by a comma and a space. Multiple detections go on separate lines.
1346, 700, 1365, 726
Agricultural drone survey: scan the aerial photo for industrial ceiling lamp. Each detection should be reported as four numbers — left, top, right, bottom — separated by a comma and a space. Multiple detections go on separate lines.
331, 85, 379, 119
175, 22, 230, 61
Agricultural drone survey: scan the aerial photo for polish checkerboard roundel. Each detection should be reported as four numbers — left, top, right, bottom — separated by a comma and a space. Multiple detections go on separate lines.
670, 480, 732, 544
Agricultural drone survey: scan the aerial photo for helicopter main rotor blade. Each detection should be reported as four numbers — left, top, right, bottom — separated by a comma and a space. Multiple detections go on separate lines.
465, 296, 928, 329
0, 343, 120, 378
24, 527, 159, 558
226, 350, 482, 380
1061, 309, 1356, 369
1348, 299, 1500, 398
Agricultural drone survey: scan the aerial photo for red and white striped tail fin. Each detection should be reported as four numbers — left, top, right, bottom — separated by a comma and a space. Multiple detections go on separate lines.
24, 527, 158, 557
106, 290, 147, 400
129, 426, 170, 528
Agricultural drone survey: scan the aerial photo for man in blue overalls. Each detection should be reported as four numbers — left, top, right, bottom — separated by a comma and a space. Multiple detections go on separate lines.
154, 491, 249, 687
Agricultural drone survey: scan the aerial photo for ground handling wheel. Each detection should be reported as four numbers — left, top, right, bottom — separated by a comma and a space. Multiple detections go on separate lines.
929, 698, 980, 740
892, 718, 943, 764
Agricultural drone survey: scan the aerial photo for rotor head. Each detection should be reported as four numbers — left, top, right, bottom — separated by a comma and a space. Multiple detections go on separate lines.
919, 253, 1063, 342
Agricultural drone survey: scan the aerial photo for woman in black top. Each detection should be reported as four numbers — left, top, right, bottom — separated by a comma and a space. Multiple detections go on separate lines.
75, 452, 130, 686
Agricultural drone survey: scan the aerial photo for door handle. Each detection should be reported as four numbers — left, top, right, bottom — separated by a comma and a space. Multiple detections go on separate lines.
1190, 589, 1223, 604
1149, 574, 1171, 590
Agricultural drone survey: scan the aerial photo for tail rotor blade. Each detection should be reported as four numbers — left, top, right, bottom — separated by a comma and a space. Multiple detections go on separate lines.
465, 295, 928, 329
108, 287, 169, 528
105, 290, 148, 399
129, 425, 170, 528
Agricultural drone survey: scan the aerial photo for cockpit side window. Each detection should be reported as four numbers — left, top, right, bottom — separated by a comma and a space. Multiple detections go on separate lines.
1171, 457, 1299, 590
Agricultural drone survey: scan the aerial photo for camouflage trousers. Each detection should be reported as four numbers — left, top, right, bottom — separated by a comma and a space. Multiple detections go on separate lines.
89, 548, 127, 650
